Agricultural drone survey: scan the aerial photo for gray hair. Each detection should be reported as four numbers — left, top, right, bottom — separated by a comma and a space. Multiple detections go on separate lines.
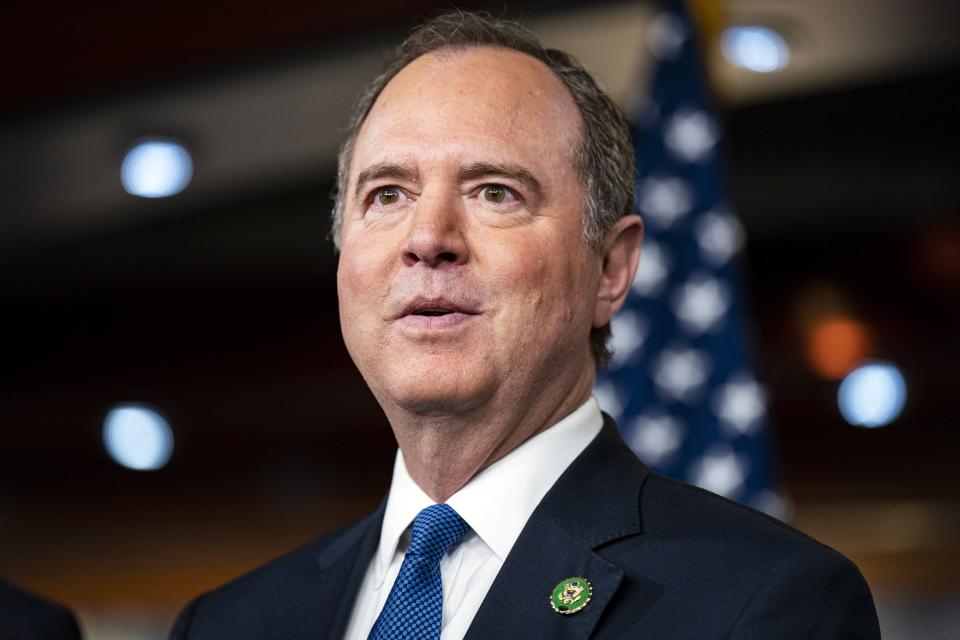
331, 10, 636, 367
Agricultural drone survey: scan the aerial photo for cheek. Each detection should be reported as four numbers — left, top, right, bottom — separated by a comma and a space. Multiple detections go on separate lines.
490, 244, 585, 329
338, 234, 390, 295
336, 257, 362, 316
488, 248, 548, 300
540, 247, 598, 334
338, 257, 363, 299
337, 245, 382, 329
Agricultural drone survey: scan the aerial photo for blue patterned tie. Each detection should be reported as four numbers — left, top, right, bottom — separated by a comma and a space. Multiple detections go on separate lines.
367, 503, 470, 640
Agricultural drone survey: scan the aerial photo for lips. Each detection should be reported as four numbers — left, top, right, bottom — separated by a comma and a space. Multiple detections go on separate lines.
399, 297, 478, 318
396, 296, 480, 331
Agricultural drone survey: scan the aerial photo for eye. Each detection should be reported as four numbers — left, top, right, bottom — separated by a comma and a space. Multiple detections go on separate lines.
373, 187, 403, 206
480, 184, 517, 204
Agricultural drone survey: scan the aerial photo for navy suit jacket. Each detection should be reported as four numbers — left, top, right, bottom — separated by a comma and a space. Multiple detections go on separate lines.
0, 579, 82, 640
170, 416, 880, 639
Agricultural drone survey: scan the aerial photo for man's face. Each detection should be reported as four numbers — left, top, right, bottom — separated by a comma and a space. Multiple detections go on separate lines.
337, 47, 602, 416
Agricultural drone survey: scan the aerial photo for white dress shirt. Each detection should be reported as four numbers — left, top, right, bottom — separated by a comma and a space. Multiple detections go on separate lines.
343, 396, 604, 640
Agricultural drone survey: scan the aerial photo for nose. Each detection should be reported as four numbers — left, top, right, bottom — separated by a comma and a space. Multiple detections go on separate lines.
401, 191, 469, 268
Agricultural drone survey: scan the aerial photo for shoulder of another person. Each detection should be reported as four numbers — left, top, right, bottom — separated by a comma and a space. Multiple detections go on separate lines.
0, 580, 82, 640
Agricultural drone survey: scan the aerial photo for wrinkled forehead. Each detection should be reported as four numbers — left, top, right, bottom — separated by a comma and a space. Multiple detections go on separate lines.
350, 46, 584, 177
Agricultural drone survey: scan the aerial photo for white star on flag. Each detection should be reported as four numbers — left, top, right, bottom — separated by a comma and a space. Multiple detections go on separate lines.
672, 274, 731, 334
695, 209, 746, 265
713, 375, 767, 436
637, 177, 693, 228
593, 381, 624, 421
750, 490, 790, 520
664, 109, 718, 162
653, 346, 711, 401
609, 310, 649, 367
688, 446, 749, 498
632, 240, 670, 296
627, 411, 684, 464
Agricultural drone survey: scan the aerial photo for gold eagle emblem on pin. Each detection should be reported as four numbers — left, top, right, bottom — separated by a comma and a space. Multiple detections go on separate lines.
550, 577, 592, 615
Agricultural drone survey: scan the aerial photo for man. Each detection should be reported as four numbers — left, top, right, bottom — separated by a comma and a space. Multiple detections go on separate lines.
171, 10, 879, 639
0, 578, 83, 640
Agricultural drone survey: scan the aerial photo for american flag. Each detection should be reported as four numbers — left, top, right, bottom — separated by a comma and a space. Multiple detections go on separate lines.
595, 0, 782, 516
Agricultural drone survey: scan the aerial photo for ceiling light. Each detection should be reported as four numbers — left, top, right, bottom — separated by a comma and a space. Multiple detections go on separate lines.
103, 404, 174, 470
838, 362, 906, 428
721, 25, 790, 73
121, 139, 193, 198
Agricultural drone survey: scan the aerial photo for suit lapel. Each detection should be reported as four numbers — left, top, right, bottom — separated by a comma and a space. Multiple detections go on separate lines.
465, 416, 649, 640
264, 505, 384, 639
463, 513, 625, 639
315, 505, 385, 639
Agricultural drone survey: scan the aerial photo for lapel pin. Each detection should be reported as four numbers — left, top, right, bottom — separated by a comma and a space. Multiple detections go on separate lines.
550, 576, 592, 615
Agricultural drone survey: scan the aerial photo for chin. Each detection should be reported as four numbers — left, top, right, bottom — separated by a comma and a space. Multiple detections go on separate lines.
376, 358, 494, 417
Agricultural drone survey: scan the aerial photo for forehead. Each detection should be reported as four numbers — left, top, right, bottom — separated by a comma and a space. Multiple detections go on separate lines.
350, 46, 583, 176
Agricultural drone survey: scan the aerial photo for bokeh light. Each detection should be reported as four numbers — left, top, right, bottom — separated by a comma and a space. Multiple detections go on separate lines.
121, 139, 193, 198
721, 25, 790, 73
806, 315, 872, 379
838, 362, 907, 428
103, 404, 174, 470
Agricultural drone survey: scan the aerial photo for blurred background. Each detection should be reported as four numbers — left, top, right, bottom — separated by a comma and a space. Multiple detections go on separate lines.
1, 0, 958, 638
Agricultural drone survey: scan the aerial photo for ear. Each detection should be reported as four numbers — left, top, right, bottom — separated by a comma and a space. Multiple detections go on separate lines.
594, 214, 644, 329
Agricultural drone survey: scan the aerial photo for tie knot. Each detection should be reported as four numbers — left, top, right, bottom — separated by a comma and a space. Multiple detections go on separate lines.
407, 503, 470, 561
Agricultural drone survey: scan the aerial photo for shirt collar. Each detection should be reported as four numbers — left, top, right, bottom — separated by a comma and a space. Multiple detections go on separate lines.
373, 396, 604, 584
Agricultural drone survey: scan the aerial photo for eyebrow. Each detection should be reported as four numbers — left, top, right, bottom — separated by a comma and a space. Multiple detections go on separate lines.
354, 162, 419, 200
458, 162, 543, 202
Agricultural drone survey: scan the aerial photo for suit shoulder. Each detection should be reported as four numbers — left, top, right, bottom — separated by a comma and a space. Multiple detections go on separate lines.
640, 472, 831, 561
0, 579, 82, 640
728, 531, 880, 637
622, 473, 878, 635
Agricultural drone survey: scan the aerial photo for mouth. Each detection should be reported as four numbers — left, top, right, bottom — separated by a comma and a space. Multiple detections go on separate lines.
396, 297, 480, 330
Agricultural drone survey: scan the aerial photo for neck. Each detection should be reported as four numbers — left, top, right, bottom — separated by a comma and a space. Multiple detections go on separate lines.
383, 367, 596, 502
